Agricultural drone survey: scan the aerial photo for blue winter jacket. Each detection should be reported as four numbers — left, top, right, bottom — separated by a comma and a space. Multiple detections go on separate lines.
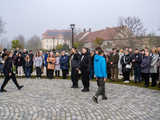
60, 55, 69, 70
94, 54, 107, 78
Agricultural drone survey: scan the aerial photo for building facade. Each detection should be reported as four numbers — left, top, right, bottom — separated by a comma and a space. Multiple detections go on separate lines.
41, 30, 71, 50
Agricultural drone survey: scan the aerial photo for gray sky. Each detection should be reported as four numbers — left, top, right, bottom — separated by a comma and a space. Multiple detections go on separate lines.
0, 0, 160, 41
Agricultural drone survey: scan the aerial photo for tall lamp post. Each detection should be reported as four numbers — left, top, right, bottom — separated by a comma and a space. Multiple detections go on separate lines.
70, 24, 75, 48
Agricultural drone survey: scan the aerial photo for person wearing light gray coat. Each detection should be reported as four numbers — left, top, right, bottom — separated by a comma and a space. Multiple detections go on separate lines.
150, 50, 159, 86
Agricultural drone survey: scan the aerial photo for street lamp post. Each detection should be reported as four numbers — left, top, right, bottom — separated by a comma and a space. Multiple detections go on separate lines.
70, 24, 75, 48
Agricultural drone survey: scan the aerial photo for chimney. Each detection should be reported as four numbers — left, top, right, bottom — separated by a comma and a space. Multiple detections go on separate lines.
88, 28, 91, 32
83, 28, 86, 33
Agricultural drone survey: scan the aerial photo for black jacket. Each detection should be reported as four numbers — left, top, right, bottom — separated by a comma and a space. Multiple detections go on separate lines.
3, 57, 13, 75
121, 54, 132, 68
71, 53, 80, 69
16, 56, 23, 66
79, 53, 91, 72
132, 53, 142, 68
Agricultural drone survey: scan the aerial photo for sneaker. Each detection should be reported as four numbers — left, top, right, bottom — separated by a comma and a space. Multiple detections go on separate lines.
92, 96, 98, 104
124, 80, 130, 83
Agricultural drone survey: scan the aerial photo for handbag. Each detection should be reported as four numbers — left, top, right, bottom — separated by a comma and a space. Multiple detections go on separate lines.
126, 64, 132, 69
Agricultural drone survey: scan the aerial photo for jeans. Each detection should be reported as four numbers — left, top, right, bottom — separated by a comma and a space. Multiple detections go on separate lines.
25, 67, 31, 78
134, 67, 141, 83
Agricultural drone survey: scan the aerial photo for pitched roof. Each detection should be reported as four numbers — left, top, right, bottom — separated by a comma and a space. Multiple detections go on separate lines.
77, 27, 120, 42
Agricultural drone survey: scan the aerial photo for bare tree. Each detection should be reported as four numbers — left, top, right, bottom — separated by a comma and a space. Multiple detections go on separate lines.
26, 35, 41, 51
14, 35, 25, 48
118, 16, 146, 36
117, 16, 146, 48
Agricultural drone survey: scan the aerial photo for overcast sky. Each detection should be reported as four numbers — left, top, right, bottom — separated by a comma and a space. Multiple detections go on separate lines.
0, 0, 160, 41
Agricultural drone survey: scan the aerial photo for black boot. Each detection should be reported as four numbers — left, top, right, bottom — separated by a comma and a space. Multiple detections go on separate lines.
81, 88, 89, 92
18, 85, 24, 90
102, 96, 108, 100
0, 89, 7, 92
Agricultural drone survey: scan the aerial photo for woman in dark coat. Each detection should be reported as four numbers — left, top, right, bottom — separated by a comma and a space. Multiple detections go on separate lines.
121, 50, 132, 82
79, 48, 91, 92
0, 52, 24, 92
60, 51, 69, 79
70, 48, 80, 88
141, 51, 151, 87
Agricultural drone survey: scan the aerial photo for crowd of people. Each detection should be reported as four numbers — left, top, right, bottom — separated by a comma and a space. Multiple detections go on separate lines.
0, 46, 160, 103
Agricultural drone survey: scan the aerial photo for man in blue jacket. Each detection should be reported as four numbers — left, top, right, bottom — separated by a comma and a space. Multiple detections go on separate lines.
92, 47, 107, 104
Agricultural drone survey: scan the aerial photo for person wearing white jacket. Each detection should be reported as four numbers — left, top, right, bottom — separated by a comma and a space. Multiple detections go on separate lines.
34, 52, 43, 78
118, 49, 124, 75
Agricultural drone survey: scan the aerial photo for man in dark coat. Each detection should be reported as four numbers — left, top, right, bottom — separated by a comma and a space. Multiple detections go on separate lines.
110, 48, 119, 81
0, 52, 24, 92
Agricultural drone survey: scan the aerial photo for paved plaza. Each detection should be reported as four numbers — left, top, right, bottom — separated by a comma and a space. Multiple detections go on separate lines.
0, 79, 160, 120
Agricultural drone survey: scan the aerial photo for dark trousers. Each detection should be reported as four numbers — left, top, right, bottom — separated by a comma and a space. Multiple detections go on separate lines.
1, 73, 20, 90
111, 67, 118, 81
25, 67, 31, 78
134, 67, 141, 83
48, 69, 54, 79
89, 67, 94, 80
71, 68, 79, 87
46, 66, 49, 78
55, 70, 60, 77
81, 69, 90, 89
123, 71, 130, 81
141, 73, 150, 87
150, 73, 157, 86
95, 78, 106, 98
62, 69, 68, 79
36, 67, 41, 78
